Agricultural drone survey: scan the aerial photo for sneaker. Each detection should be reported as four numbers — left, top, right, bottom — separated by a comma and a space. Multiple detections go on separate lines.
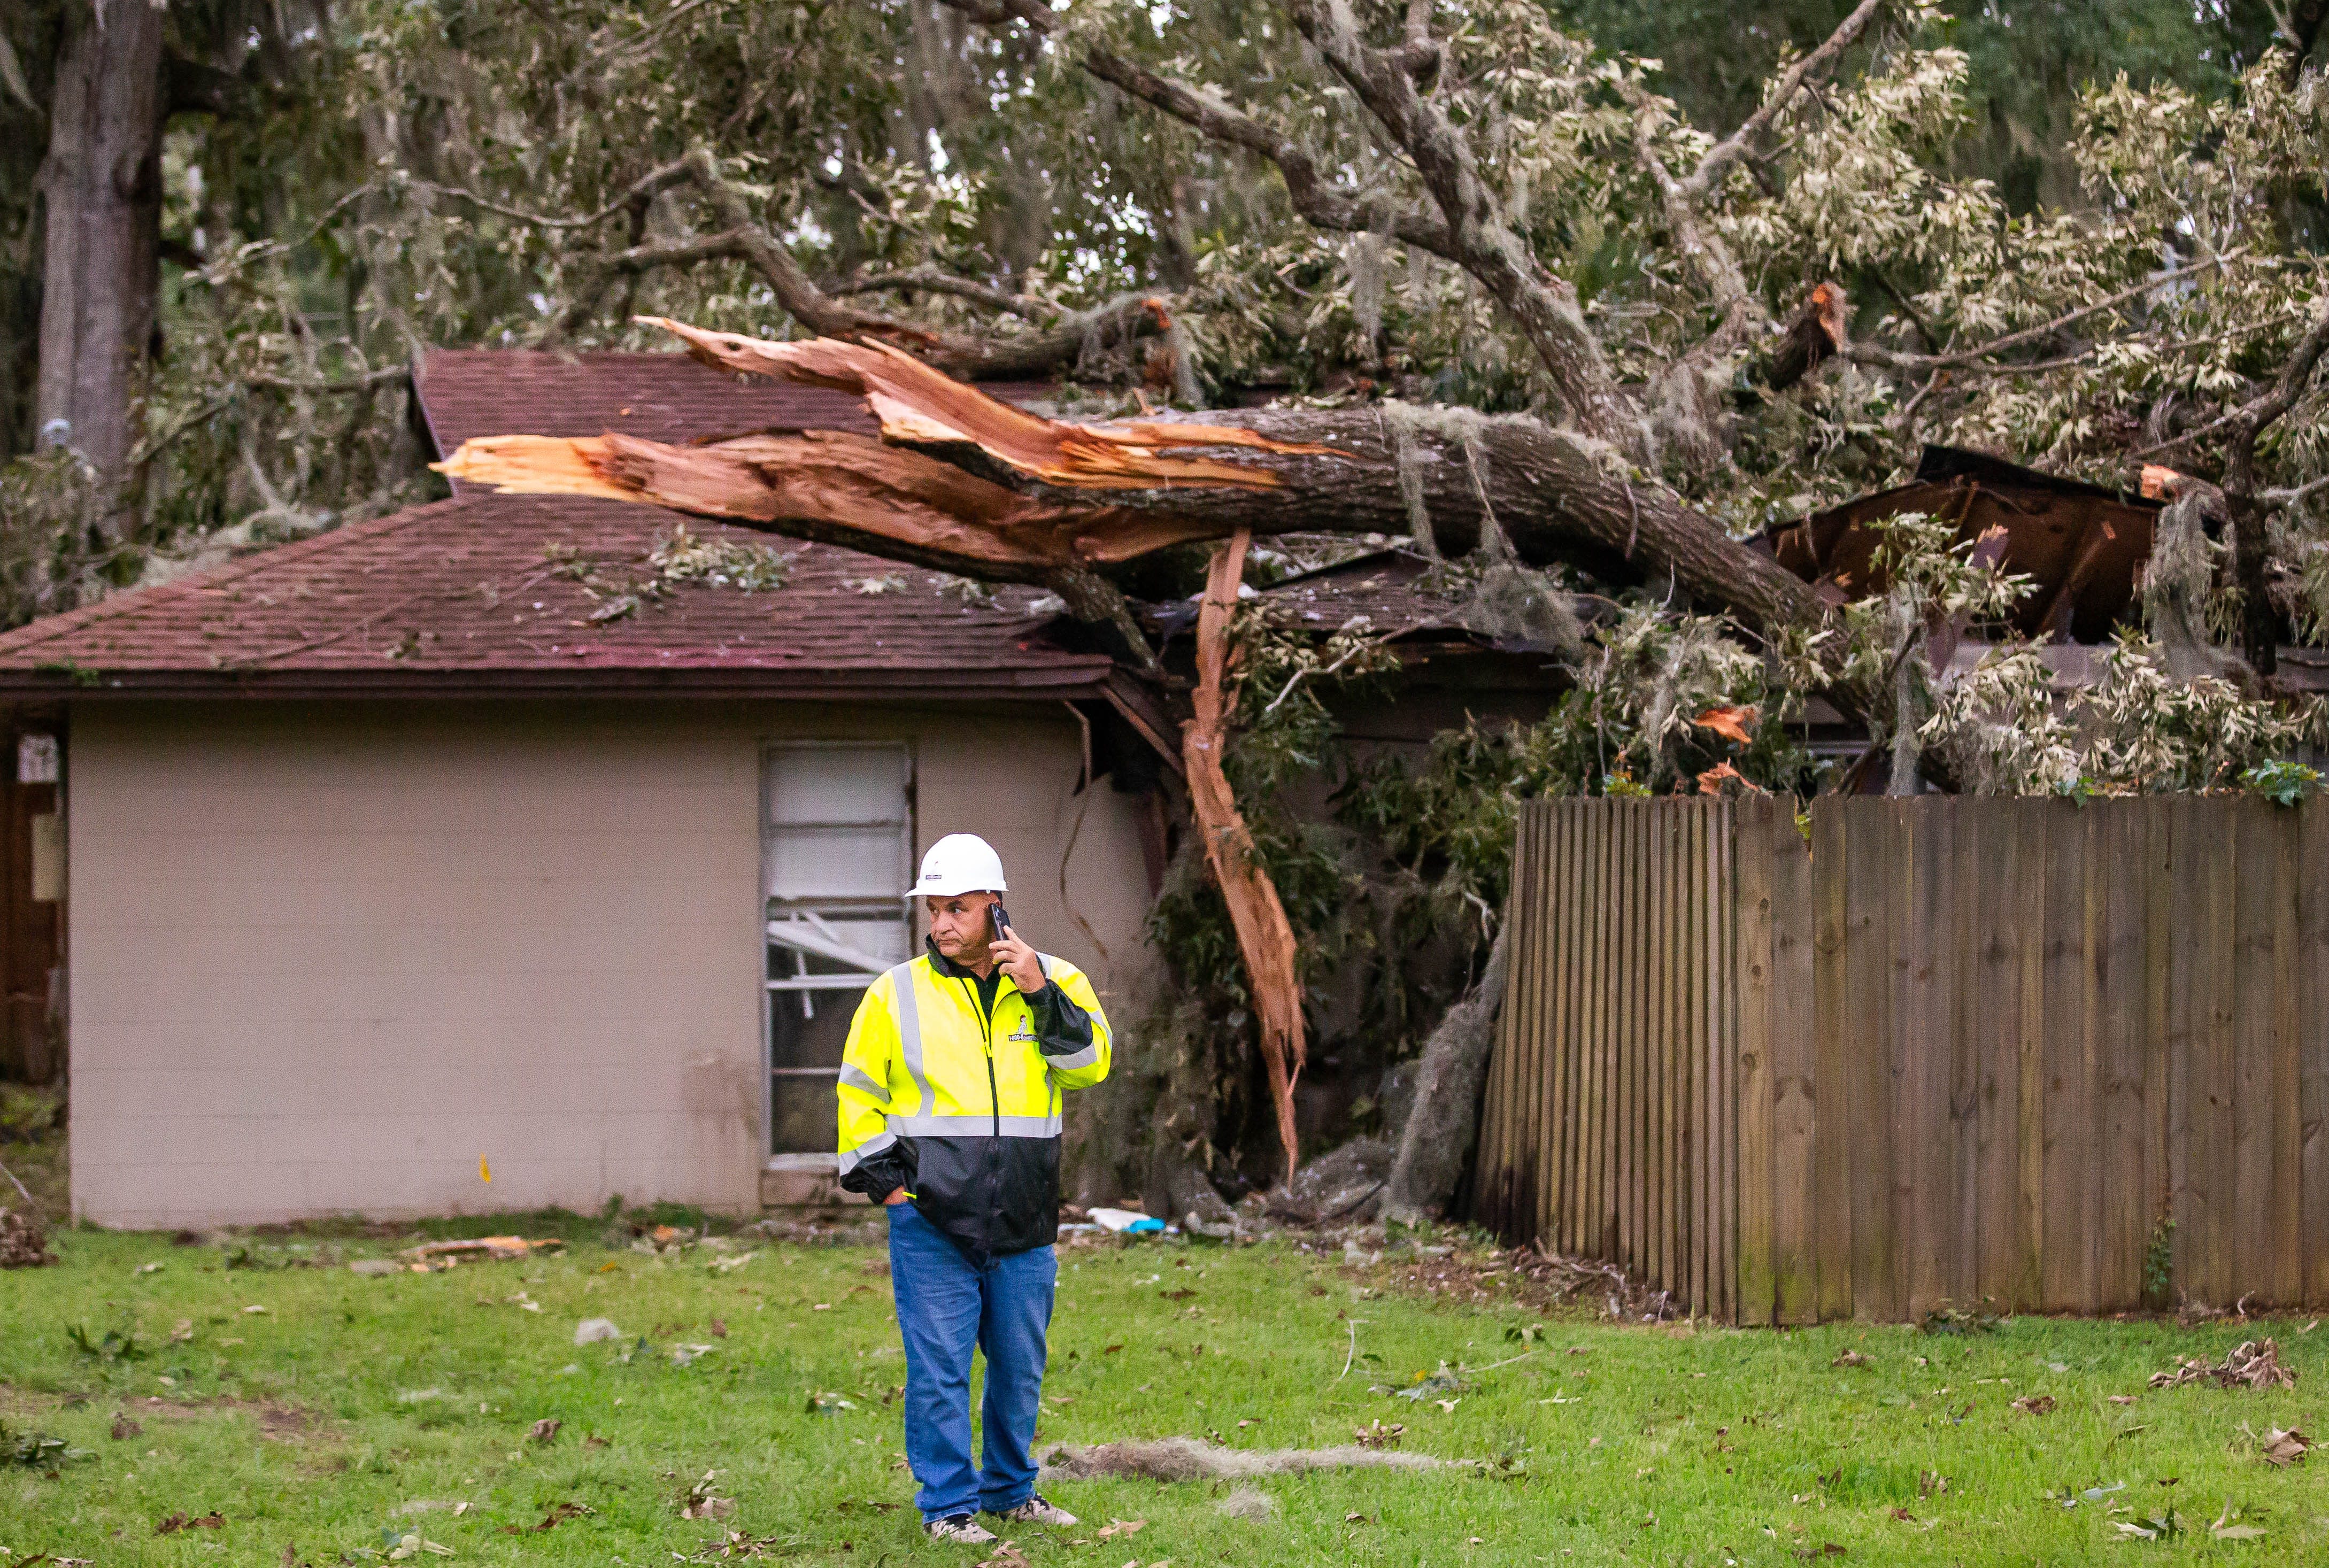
989, 1493, 1079, 1527
926, 1515, 998, 1544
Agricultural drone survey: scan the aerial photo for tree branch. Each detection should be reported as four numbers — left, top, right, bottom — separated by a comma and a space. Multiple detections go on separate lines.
939, 0, 1455, 257
1678, 0, 1890, 202
243, 365, 415, 395
1851, 251, 2242, 374
1281, 0, 1643, 450
1629, 95, 1757, 331
539, 230, 753, 347
2220, 292, 2329, 673
413, 159, 696, 231
831, 268, 1053, 318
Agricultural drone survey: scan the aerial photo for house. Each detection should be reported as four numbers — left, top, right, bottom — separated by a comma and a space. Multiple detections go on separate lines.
0, 351, 1172, 1229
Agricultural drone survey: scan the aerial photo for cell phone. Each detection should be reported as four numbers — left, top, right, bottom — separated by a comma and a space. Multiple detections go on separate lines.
988, 902, 1013, 940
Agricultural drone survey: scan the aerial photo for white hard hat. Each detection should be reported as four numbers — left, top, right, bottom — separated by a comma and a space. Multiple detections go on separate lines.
913, 833, 1008, 898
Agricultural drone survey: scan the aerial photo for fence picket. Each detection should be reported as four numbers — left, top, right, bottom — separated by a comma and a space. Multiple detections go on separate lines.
2142, 797, 2174, 1314
1584, 802, 1605, 1260
1813, 803, 1854, 1322
2270, 804, 2304, 1307
2234, 802, 2279, 1307
1769, 809, 1817, 1325
1847, 802, 1897, 1320
2301, 800, 2329, 1305
1972, 804, 2018, 1307
1904, 796, 1950, 1319
2097, 802, 2149, 1311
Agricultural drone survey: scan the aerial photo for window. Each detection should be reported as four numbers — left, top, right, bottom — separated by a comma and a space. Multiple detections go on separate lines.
763, 744, 914, 1156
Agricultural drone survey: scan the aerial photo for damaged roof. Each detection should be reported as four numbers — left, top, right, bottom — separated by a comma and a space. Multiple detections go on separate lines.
1757, 444, 2161, 643
0, 493, 1114, 699
0, 349, 1114, 700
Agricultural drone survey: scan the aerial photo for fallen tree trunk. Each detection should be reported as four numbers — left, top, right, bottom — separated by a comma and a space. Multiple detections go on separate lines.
1379, 921, 1510, 1226
437, 322, 1827, 640
1186, 529, 1307, 1183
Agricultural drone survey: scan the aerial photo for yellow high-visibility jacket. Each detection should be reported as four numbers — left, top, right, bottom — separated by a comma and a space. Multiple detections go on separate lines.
837, 944, 1110, 1261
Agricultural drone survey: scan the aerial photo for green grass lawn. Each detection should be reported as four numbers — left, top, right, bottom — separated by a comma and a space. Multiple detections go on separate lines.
4, 1214, 2328, 1565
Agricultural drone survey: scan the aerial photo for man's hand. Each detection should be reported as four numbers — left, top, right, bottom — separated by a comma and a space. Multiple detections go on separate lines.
991, 923, 1046, 994
883, 1188, 910, 1206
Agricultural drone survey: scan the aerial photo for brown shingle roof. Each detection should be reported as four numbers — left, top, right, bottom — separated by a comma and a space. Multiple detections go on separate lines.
0, 493, 1111, 698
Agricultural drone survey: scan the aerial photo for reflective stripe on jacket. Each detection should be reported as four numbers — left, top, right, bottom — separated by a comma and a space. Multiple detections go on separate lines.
835, 946, 1110, 1263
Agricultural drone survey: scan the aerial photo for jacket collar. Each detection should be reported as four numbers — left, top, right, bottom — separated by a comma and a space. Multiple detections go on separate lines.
924, 936, 1004, 984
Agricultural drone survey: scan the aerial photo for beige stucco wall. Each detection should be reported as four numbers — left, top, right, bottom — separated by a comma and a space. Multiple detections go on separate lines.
66, 698, 1156, 1229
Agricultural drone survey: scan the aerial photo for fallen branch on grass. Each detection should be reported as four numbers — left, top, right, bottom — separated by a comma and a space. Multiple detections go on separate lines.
1039, 1437, 1451, 1482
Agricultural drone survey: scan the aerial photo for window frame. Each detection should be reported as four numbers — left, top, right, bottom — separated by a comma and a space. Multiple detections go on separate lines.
758, 740, 916, 1162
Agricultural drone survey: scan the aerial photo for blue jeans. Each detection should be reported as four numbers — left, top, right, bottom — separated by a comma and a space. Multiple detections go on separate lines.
884, 1200, 1057, 1521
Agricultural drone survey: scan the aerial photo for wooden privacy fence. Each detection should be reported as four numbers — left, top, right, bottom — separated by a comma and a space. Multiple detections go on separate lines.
1472, 795, 2329, 1324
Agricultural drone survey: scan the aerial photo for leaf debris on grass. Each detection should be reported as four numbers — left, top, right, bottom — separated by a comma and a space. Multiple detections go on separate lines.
678, 1471, 737, 1520
2254, 1424, 2311, 1466
690, 1531, 812, 1561
498, 1501, 593, 1534
383, 1531, 454, 1559
155, 1511, 225, 1535
2150, 1338, 2297, 1391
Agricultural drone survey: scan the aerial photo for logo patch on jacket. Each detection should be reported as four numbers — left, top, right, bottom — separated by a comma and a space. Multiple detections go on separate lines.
1007, 1026, 1037, 1043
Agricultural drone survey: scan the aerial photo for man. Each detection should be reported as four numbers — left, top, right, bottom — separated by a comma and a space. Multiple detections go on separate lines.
837, 832, 1112, 1544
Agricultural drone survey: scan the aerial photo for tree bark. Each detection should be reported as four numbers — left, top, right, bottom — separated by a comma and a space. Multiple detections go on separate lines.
1185, 529, 1308, 1183
441, 325, 1827, 641
1380, 919, 1509, 1225
35, 0, 165, 535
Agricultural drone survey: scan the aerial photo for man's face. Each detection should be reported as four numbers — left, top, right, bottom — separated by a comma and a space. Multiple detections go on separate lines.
924, 891, 999, 962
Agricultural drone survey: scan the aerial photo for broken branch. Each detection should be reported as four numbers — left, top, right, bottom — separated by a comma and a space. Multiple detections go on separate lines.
1186, 529, 1307, 1181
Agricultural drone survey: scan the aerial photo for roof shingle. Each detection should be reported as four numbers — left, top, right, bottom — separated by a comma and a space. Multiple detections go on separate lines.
0, 493, 1109, 698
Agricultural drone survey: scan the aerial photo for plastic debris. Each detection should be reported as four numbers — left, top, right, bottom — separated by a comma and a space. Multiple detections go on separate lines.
1089, 1208, 1166, 1235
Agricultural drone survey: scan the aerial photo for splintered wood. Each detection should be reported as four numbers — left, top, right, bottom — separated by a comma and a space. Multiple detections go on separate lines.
637, 319, 1340, 488
1184, 530, 1308, 1181
432, 325, 1357, 577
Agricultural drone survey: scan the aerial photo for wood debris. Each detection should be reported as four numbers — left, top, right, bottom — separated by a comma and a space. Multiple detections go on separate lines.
1185, 531, 1306, 1180
638, 319, 1343, 489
